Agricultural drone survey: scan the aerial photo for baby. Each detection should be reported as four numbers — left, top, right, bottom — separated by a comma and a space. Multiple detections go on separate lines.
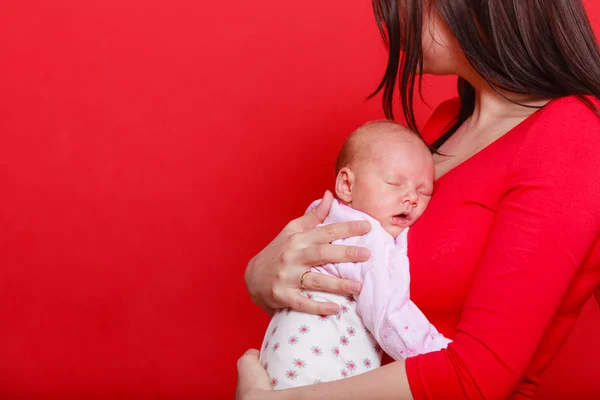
259, 121, 451, 389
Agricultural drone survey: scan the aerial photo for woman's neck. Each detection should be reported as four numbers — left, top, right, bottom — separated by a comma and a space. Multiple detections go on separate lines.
460, 68, 550, 128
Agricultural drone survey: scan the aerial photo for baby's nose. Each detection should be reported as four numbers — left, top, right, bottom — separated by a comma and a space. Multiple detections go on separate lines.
403, 192, 418, 206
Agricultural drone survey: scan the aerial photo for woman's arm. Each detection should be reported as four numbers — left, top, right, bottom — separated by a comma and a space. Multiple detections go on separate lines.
244, 98, 460, 315
244, 190, 372, 315
278, 359, 412, 400
406, 99, 600, 399
236, 350, 413, 400
238, 99, 600, 400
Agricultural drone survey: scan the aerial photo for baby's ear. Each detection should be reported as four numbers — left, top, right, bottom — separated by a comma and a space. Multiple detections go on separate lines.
335, 167, 354, 203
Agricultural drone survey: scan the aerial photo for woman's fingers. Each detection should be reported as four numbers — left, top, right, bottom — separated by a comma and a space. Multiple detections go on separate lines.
245, 192, 371, 315
235, 349, 272, 399
287, 190, 334, 233
300, 272, 362, 297
306, 220, 372, 245
311, 190, 334, 224
238, 348, 260, 361
294, 243, 370, 266
283, 291, 341, 315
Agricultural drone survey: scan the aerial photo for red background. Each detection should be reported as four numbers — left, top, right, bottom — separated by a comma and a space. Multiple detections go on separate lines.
0, 1, 599, 399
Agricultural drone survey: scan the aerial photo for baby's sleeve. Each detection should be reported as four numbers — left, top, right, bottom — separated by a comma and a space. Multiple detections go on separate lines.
314, 226, 451, 359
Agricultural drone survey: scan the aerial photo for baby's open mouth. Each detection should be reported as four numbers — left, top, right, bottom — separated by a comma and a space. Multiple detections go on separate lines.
392, 212, 411, 225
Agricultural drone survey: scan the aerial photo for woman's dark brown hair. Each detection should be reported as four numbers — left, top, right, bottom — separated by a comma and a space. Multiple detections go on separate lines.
370, 0, 600, 150
370, 0, 600, 305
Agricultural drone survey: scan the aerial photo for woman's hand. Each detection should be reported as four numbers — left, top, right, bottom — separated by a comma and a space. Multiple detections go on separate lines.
244, 190, 372, 316
235, 349, 273, 400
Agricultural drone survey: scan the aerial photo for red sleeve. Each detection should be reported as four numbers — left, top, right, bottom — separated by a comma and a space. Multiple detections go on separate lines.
406, 98, 600, 399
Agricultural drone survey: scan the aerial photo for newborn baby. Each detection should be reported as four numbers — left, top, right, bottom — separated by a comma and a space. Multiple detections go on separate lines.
259, 121, 451, 389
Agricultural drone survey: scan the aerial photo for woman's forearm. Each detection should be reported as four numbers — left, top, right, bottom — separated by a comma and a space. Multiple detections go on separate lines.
277, 360, 413, 400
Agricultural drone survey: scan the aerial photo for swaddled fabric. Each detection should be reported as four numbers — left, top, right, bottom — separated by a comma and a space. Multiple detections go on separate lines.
259, 199, 450, 389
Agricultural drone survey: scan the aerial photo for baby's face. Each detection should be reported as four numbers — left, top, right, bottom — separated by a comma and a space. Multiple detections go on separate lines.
349, 137, 434, 238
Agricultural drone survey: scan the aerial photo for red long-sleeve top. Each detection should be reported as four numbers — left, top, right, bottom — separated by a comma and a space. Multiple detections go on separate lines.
405, 96, 600, 399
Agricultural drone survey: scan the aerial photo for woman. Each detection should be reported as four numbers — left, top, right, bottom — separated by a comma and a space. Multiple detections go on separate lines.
237, 0, 600, 398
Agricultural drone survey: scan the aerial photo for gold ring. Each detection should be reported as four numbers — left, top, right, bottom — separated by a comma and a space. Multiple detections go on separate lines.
300, 270, 311, 289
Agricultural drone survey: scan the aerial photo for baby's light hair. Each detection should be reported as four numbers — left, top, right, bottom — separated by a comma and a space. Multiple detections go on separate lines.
335, 120, 422, 175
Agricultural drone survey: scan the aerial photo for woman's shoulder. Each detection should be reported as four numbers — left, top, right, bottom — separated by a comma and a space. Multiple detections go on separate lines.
518, 95, 600, 152
506, 96, 600, 208
537, 95, 600, 123
422, 95, 600, 146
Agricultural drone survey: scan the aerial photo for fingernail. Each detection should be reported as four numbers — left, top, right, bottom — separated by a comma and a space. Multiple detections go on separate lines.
358, 248, 370, 260
350, 282, 362, 294
359, 221, 370, 231
326, 304, 340, 314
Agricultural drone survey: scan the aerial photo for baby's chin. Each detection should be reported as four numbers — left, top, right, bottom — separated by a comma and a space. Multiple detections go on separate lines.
382, 223, 408, 240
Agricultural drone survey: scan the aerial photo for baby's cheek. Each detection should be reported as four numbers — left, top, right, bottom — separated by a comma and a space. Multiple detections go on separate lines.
357, 192, 385, 216
413, 207, 427, 222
